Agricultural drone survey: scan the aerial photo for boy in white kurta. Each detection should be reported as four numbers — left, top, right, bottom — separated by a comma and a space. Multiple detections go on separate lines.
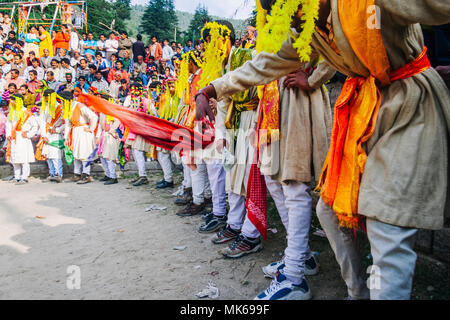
39, 89, 65, 182
64, 90, 98, 184
97, 94, 121, 185
5, 94, 39, 184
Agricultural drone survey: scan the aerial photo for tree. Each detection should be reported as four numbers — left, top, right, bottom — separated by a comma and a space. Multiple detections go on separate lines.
246, 8, 257, 28
139, 0, 178, 41
184, 4, 211, 45
87, 0, 131, 37
111, 0, 132, 33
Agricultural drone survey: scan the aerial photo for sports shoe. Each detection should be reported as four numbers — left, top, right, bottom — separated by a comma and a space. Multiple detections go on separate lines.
174, 188, 193, 206
130, 176, 140, 183
220, 234, 262, 258
156, 180, 174, 189
46, 175, 54, 182
198, 215, 227, 233
99, 175, 110, 182
133, 176, 149, 186
156, 179, 165, 186
211, 225, 240, 244
71, 174, 81, 182
15, 179, 29, 185
51, 176, 63, 183
77, 174, 92, 184
104, 178, 118, 185
255, 272, 312, 300
202, 211, 214, 221
262, 255, 319, 278
176, 202, 205, 217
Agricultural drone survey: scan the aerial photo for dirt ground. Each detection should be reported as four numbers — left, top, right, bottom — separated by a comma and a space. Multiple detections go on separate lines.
0, 168, 447, 300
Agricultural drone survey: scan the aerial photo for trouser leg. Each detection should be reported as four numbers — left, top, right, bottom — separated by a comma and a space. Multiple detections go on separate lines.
74, 159, 82, 175
53, 158, 63, 177
316, 199, 369, 299
47, 159, 55, 176
191, 162, 207, 205
157, 151, 173, 183
282, 181, 313, 284
13, 163, 22, 180
227, 192, 246, 231
241, 216, 261, 239
206, 160, 227, 217
133, 148, 146, 177
107, 160, 117, 179
182, 163, 192, 189
100, 157, 111, 178
21, 163, 30, 180
264, 175, 290, 233
367, 219, 418, 300
82, 161, 91, 175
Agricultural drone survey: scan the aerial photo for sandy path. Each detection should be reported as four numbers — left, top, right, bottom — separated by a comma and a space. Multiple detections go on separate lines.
0, 171, 347, 300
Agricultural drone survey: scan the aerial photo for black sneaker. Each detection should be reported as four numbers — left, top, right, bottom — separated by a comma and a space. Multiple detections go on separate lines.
130, 176, 140, 183
221, 234, 262, 259
176, 202, 205, 217
99, 175, 110, 182
198, 215, 227, 233
156, 180, 174, 189
211, 225, 240, 244
133, 177, 149, 186
104, 178, 118, 185
202, 211, 214, 221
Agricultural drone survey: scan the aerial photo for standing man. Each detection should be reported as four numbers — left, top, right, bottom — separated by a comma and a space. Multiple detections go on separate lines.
132, 34, 146, 63
105, 32, 119, 61
118, 31, 133, 59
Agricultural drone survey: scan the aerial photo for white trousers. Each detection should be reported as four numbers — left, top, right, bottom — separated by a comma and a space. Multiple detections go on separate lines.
182, 163, 192, 189
205, 160, 227, 217
227, 192, 260, 239
190, 161, 211, 205
316, 199, 418, 300
265, 175, 313, 284
100, 157, 117, 179
157, 151, 173, 183
132, 148, 146, 177
13, 163, 30, 180
74, 159, 91, 175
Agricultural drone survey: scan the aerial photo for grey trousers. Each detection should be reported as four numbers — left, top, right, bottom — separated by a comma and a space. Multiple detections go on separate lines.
316, 199, 418, 300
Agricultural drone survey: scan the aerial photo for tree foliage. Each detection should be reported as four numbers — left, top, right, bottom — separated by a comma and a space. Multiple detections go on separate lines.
87, 0, 131, 37
183, 5, 211, 44
139, 0, 178, 41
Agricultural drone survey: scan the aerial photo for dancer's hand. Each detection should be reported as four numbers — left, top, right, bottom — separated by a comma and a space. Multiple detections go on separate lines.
283, 69, 313, 91
195, 85, 217, 121
21, 131, 28, 138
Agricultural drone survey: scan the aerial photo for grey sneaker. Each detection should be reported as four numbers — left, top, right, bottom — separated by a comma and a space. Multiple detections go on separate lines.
211, 225, 240, 244
198, 215, 227, 233
220, 234, 262, 259
262, 254, 319, 279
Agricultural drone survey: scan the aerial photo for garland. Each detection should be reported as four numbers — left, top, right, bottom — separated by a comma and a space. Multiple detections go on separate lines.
176, 52, 191, 100
9, 96, 24, 121
41, 92, 57, 119
198, 21, 231, 88
160, 85, 180, 121
256, 0, 320, 62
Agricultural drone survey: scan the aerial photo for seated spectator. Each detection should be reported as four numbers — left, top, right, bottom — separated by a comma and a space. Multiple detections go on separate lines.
0, 57, 11, 75
11, 55, 26, 76
107, 60, 129, 84
108, 72, 122, 99
47, 58, 63, 82
27, 70, 39, 94
173, 46, 182, 60
24, 58, 44, 82
146, 55, 157, 76
46, 71, 60, 91
53, 47, 69, 63
0, 70, 6, 96
19, 84, 36, 111
2, 83, 16, 102
60, 58, 76, 83
110, 53, 118, 70
85, 52, 95, 65
95, 52, 110, 80
121, 49, 133, 74
70, 50, 82, 68
90, 71, 109, 92
25, 51, 40, 66
6, 69, 25, 88
118, 31, 132, 59
40, 48, 52, 69
118, 78, 129, 104
59, 73, 75, 92
76, 58, 90, 79
87, 64, 97, 84
133, 55, 148, 85
54, 25, 70, 52
4, 31, 24, 51
3, 45, 14, 62
75, 75, 90, 93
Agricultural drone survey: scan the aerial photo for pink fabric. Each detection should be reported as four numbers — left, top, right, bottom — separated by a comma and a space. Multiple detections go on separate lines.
0, 112, 6, 136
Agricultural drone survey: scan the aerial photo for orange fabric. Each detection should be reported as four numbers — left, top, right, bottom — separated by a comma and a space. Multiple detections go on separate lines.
67, 103, 83, 151
54, 32, 70, 51
6, 109, 33, 163
317, 0, 431, 229
258, 80, 280, 147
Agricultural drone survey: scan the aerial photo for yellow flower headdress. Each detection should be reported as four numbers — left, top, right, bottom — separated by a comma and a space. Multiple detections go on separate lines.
160, 83, 179, 121
9, 95, 24, 121
41, 90, 57, 119
176, 52, 191, 100
198, 21, 232, 88
256, 0, 320, 62
57, 92, 74, 120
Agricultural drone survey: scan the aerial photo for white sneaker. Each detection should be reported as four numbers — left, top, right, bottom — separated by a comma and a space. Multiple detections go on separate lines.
262, 254, 319, 278
255, 272, 312, 300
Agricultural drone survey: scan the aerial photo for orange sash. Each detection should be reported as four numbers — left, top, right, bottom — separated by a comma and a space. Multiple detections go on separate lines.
6, 109, 33, 163
67, 103, 83, 151
184, 70, 203, 129
35, 105, 63, 161
317, 0, 431, 229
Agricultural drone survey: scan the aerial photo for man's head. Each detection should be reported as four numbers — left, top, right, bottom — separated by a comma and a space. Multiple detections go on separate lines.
0, 57, 7, 66
13, 55, 22, 65
95, 52, 102, 61
59, 48, 67, 57
114, 72, 121, 82
246, 26, 256, 40
80, 58, 87, 68
137, 55, 144, 63
148, 56, 155, 64
61, 58, 70, 68
65, 73, 73, 83
29, 70, 37, 81
88, 32, 94, 40
124, 50, 130, 59
47, 70, 55, 81
187, 40, 193, 48
43, 48, 50, 57
109, 32, 115, 39
100, 34, 106, 42
163, 39, 169, 46
137, 34, 142, 41
31, 58, 39, 68
95, 71, 103, 81
168, 81, 176, 96
73, 50, 81, 59
121, 31, 128, 39
171, 41, 176, 50
116, 61, 123, 71
8, 83, 17, 94
88, 64, 97, 74
85, 52, 93, 61
152, 36, 157, 44
19, 84, 27, 96
8, 31, 15, 39
110, 53, 118, 62
10, 69, 19, 79
78, 76, 86, 86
